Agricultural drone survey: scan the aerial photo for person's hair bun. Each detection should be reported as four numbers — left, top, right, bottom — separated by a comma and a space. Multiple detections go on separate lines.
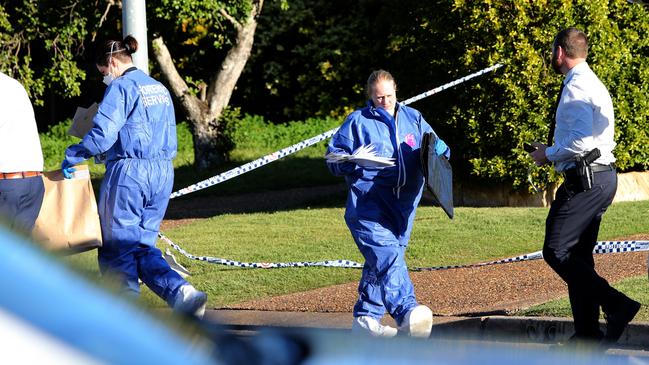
123, 35, 139, 55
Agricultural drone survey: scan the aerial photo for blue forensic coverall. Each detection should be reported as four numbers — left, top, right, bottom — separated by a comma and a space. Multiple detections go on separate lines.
64, 68, 187, 304
326, 101, 449, 325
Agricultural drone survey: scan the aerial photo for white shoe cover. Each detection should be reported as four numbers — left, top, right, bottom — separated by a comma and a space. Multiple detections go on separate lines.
351, 316, 398, 338
172, 284, 207, 319
399, 305, 433, 338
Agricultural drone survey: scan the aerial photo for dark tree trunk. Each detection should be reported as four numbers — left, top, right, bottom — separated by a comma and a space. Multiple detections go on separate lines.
192, 115, 228, 169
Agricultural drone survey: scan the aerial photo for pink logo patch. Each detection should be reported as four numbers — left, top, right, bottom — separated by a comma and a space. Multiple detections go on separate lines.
405, 134, 416, 147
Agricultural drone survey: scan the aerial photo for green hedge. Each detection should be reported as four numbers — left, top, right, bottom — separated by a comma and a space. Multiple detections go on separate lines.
39, 119, 83, 171
39, 121, 196, 174
39, 116, 340, 173
231, 114, 341, 158
384, 0, 649, 190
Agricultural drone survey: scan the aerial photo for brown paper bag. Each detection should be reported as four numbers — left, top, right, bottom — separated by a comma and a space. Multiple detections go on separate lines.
32, 165, 103, 253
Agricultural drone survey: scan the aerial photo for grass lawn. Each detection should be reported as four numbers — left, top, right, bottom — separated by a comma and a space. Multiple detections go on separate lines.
44, 119, 649, 317
518, 275, 649, 321
61, 200, 649, 312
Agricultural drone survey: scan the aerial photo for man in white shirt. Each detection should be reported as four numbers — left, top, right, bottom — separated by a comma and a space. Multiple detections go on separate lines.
530, 28, 639, 348
0, 72, 45, 233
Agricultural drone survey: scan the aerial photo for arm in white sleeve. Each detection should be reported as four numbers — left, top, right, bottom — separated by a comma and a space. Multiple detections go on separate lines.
545, 85, 594, 163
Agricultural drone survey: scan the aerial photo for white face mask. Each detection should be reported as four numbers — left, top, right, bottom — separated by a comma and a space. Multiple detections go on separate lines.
102, 72, 115, 86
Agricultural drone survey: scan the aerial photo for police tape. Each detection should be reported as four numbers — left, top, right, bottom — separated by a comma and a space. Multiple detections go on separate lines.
158, 232, 649, 271
158, 232, 363, 269
413, 240, 649, 271
169, 63, 504, 199
169, 129, 338, 199
400, 63, 503, 105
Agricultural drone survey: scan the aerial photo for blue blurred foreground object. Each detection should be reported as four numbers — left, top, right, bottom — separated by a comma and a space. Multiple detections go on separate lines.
60, 160, 76, 179
0, 226, 216, 364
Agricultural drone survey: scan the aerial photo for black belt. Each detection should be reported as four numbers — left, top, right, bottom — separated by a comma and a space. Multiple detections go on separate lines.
590, 163, 616, 173
564, 163, 616, 175
562, 163, 615, 193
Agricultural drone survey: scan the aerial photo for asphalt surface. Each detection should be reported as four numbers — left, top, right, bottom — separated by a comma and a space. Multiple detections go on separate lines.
203, 309, 649, 356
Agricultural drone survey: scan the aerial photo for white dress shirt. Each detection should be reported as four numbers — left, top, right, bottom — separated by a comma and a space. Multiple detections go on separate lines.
545, 62, 615, 172
0, 72, 44, 172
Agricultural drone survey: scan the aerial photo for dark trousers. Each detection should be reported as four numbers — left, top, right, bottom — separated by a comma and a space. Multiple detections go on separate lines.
543, 169, 627, 338
0, 176, 45, 233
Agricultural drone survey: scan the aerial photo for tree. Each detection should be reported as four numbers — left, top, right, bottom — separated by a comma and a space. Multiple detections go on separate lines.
0, 0, 103, 106
150, 0, 265, 169
232, 0, 390, 122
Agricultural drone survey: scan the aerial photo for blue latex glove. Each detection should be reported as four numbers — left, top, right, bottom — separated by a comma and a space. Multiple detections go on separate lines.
435, 138, 451, 159
61, 160, 76, 179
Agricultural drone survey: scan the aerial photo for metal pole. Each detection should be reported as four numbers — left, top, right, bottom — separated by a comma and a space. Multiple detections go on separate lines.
122, 0, 149, 74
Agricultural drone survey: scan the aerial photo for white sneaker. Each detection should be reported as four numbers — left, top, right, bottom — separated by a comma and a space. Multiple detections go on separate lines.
398, 305, 433, 338
352, 316, 398, 338
172, 284, 207, 319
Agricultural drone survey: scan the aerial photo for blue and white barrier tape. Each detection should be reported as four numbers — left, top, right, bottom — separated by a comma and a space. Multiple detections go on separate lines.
414, 240, 649, 271
412, 250, 544, 272
158, 232, 648, 271
169, 63, 504, 199
593, 240, 649, 254
400, 63, 503, 105
169, 129, 338, 199
158, 232, 363, 269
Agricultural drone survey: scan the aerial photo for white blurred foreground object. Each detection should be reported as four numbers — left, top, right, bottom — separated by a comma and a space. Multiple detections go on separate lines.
351, 316, 398, 338
0, 308, 102, 365
325, 143, 396, 167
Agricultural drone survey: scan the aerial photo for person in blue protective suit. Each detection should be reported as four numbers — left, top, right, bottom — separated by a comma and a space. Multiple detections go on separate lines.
326, 70, 450, 338
62, 35, 207, 318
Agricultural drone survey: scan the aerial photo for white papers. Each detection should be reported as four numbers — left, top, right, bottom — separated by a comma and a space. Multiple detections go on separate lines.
325, 144, 395, 167
68, 103, 98, 138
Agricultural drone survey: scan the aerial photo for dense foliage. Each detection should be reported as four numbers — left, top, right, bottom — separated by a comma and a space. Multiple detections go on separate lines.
233, 0, 389, 120
39, 116, 337, 171
440, 0, 649, 188
39, 119, 79, 171
149, 0, 255, 84
232, 114, 340, 151
5, 0, 648, 190
0, 0, 102, 105
238, 0, 648, 189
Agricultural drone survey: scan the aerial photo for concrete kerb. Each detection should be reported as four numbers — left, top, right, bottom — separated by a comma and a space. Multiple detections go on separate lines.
204, 309, 649, 350
434, 316, 649, 350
